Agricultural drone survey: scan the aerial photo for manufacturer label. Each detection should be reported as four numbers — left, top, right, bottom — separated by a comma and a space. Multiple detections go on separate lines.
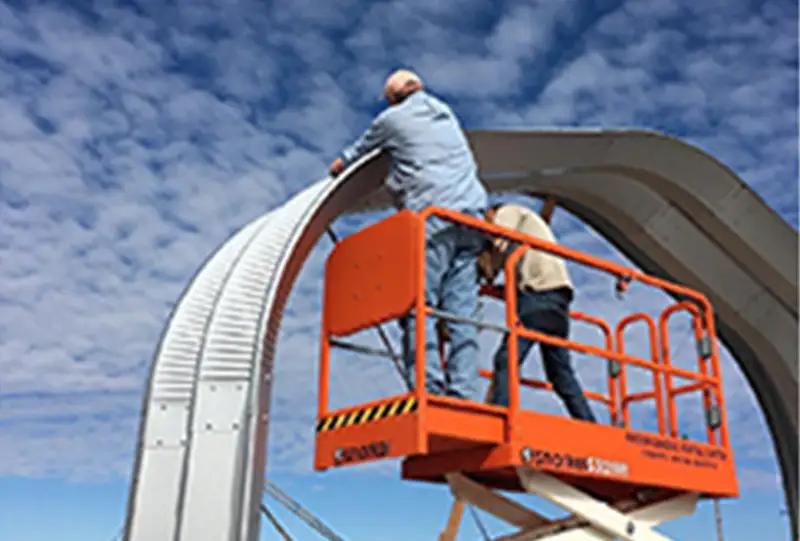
525, 449, 629, 478
333, 440, 390, 465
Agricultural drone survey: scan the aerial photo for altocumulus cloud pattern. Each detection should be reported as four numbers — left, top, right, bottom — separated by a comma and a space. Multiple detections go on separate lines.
0, 0, 796, 540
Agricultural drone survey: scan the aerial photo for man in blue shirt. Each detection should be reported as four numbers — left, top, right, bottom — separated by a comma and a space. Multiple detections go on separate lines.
329, 69, 488, 401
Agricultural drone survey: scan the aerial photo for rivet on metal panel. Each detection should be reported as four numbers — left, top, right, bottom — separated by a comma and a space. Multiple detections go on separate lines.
205, 422, 213, 430
210, 384, 217, 391
626, 521, 635, 535
156, 439, 163, 446
232, 422, 240, 430
160, 403, 167, 411
520, 447, 533, 463
236, 384, 243, 391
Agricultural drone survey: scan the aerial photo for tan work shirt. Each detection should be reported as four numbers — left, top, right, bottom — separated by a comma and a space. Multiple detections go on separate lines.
489, 203, 573, 292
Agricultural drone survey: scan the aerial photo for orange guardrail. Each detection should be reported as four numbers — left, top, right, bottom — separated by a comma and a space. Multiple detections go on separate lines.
616, 313, 666, 433
318, 207, 729, 456
416, 206, 729, 450
660, 301, 722, 445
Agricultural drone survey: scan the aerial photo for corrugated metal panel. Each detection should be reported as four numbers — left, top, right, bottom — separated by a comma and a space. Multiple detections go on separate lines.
124, 212, 276, 541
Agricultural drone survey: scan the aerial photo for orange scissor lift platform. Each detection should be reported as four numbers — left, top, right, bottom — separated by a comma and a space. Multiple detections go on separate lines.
314, 208, 738, 540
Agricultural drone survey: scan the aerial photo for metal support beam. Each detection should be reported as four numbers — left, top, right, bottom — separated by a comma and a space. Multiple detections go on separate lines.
492, 497, 644, 541
427, 307, 509, 334
443, 469, 696, 541
260, 503, 295, 541
445, 473, 547, 531
713, 499, 725, 541
469, 505, 492, 541
263, 480, 347, 541
330, 338, 398, 361
513, 468, 696, 541
439, 498, 466, 541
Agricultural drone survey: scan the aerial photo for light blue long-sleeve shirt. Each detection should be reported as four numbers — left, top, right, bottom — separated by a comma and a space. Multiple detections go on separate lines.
338, 90, 488, 215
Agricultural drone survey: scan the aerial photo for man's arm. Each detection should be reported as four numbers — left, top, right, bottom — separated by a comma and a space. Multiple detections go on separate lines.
478, 202, 559, 283
330, 114, 390, 177
539, 197, 557, 224
489, 205, 525, 255
477, 242, 502, 284
477, 206, 523, 284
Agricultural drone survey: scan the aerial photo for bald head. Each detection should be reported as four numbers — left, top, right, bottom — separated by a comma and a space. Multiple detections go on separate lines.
383, 69, 424, 104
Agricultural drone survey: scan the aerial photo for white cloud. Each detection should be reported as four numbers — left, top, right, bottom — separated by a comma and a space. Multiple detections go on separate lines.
0, 0, 794, 498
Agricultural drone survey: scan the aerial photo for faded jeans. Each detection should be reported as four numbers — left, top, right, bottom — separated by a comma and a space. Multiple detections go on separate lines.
401, 215, 484, 401
491, 287, 597, 422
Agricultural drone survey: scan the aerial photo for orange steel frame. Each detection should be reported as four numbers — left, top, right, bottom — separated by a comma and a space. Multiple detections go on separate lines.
315, 207, 737, 500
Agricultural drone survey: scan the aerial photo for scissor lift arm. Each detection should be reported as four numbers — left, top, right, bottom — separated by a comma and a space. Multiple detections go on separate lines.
445, 470, 696, 541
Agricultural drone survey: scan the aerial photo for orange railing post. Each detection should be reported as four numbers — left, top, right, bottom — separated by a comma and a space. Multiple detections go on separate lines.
658, 308, 680, 438
503, 246, 527, 444
415, 211, 429, 438
568, 311, 618, 424
659, 301, 725, 447
318, 313, 331, 420
699, 299, 730, 448
693, 308, 716, 446
616, 314, 666, 435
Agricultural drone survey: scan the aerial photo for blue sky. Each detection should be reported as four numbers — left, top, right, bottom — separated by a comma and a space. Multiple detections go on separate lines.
0, 0, 796, 540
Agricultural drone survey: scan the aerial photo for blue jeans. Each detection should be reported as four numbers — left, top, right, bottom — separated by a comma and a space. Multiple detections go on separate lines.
401, 216, 483, 401
491, 287, 596, 422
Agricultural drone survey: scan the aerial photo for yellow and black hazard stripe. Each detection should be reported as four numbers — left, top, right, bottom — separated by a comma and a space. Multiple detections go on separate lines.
316, 396, 418, 433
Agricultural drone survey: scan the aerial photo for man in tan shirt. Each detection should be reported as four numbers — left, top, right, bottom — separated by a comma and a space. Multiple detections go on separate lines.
478, 200, 596, 422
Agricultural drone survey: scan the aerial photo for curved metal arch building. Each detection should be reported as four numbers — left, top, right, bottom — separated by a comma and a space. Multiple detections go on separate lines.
123, 130, 798, 541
